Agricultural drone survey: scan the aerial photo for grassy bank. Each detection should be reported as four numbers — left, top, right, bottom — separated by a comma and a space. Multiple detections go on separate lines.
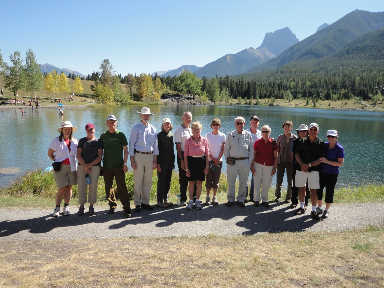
0, 169, 383, 207
1, 226, 383, 287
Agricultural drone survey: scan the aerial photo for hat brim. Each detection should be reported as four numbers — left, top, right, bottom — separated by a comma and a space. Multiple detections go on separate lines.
137, 111, 154, 115
57, 127, 77, 133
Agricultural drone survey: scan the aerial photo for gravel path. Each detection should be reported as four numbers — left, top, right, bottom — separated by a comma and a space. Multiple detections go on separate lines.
1, 202, 383, 241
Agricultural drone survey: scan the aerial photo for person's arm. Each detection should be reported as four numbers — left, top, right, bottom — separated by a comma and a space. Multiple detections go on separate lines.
123, 145, 129, 173
129, 127, 138, 170
184, 142, 190, 177
153, 154, 157, 170
271, 149, 278, 176
48, 148, 55, 161
204, 139, 209, 175
176, 143, 185, 170
321, 157, 344, 166
84, 149, 103, 170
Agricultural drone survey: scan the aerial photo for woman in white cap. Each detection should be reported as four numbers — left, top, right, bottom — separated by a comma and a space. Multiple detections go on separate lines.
156, 118, 175, 208
317, 130, 344, 219
48, 121, 78, 217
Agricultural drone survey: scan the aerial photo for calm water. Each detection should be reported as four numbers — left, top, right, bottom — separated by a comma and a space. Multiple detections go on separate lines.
1, 104, 383, 189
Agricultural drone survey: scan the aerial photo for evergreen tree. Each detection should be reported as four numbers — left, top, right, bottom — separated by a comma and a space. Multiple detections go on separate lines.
99, 59, 115, 88
206, 77, 220, 102
24, 49, 43, 100
4, 51, 25, 101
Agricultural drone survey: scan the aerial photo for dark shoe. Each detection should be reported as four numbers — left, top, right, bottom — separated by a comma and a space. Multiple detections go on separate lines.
244, 199, 249, 203
226, 201, 235, 207
253, 201, 260, 207
294, 207, 306, 215
237, 201, 245, 208
135, 205, 141, 212
77, 206, 84, 216
311, 211, 321, 221
249, 198, 255, 203
274, 197, 281, 202
289, 203, 297, 209
284, 199, 291, 203
88, 206, 94, 215
321, 210, 329, 219
262, 202, 269, 208
141, 203, 154, 210
108, 207, 115, 214
124, 208, 132, 218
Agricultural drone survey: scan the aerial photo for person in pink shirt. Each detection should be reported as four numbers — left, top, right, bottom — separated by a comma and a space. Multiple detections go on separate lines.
184, 121, 209, 210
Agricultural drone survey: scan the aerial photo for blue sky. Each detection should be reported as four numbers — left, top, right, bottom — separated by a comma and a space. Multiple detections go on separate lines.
0, 0, 382, 76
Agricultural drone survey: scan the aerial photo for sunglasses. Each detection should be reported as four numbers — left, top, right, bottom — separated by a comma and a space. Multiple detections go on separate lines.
262, 131, 269, 133
212, 124, 220, 126
236, 122, 244, 125
310, 128, 318, 131
327, 135, 336, 138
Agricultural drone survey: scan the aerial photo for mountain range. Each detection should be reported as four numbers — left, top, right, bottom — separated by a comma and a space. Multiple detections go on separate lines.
39, 63, 85, 77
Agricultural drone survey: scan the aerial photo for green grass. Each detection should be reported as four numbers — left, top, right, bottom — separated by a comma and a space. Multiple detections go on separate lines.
0, 169, 383, 207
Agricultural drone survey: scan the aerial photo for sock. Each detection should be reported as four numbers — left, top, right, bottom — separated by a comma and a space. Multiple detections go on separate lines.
300, 202, 305, 209
56, 205, 60, 208
312, 205, 316, 212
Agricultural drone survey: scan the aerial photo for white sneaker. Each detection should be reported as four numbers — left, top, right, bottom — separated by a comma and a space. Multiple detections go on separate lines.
212, 196, 219, 205
195, 200, 202, 210
53, 207, 60, 217
186, 201, 193, 210
205, 196, 211, 205
63, 206, 70, 216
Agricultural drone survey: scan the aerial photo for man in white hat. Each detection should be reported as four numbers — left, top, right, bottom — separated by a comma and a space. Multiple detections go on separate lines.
294, 123, 326, 220
129, 107, 158, 212
100, 114, 132, 217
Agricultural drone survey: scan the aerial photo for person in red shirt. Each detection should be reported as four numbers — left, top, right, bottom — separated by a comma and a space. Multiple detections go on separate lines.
251, 125, 278, 207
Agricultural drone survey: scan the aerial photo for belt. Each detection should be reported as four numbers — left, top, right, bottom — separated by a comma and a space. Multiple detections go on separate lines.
135, 150, 153, 154
191, 155, 205, 158
234, 157, 248, 160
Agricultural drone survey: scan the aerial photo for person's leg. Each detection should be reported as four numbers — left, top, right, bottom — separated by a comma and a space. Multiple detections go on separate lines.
164, 162, 173, 202
237, 161, 249, 203
188, 181, 195, 200
157, 162, 166, 203
275, 162, 285, 199
196, 180, 202, 200
253, 163, 263, 202
77, 166, 87, 206
291, 168, 298, 206
205, 168, 213, 197
133, 153, 145, 206
177, 156, 188, 202
261, 165, 273, 203
317, 172, 326, 209
141, 154, 154, 205
113, 166, 131, 210
103, 168, 117, 209
324, 174, 338, 210
88, 166, 100, 206
286, 162, 293, 200
226, 164, 237, 202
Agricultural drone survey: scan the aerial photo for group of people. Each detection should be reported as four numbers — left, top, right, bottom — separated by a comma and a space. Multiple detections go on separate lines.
48, 107, 344, 221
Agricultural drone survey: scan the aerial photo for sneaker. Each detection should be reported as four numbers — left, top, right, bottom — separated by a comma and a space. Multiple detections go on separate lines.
195, 201, 202, 210
165, 201, 173, 207
212, 196, 219, 206
274, 197, 281, 202
253, 201, 260, 207
237, 201, 245, 208
244, 199, 249, 203
262, 202, 270, 208
205, 196, 211, 205
141, 203, 154, 210
135, 205, 141, 212
289, 203, 297, 209
53, 207, 60, 217
180, 201, 186, 206
77, 206, 85, 216
63, 206, 70, 216
108, 207, 115, 214
284, 199, 291, 203
226, 201, 235, 207
316, 207, 324, 215
321, 210, 329, 219
310, 211, 321, 220
88, 206, 95, 215
125, 208, 132, 218
157, 202, 168, 208
186, 201, 193, 210
294, 207, 306, 215
249, 198, 255, 203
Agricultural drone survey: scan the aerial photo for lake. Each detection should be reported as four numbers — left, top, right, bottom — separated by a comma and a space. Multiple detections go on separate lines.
0, 104, 383, 189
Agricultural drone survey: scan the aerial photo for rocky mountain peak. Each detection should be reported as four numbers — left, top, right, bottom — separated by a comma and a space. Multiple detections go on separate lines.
258, 27, 299, 56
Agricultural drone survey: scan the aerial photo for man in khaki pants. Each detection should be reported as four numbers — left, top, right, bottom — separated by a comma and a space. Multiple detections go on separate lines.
129, 107, 158, 212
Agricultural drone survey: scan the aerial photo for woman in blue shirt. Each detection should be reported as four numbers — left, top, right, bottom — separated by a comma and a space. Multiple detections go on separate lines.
317, 130, 345, 219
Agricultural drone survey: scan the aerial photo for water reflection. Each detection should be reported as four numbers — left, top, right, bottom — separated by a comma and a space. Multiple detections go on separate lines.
0, 105, 383, 188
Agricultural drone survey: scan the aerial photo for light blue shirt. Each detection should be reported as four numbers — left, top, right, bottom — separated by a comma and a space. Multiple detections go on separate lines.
129, 122, 159, 155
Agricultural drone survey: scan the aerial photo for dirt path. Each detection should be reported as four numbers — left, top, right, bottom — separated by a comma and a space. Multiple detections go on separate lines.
1, 202, 383, 241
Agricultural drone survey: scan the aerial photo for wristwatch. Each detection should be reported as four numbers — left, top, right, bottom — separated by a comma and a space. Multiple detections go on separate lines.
308, 163, 311, 168
124, 162, 127, 165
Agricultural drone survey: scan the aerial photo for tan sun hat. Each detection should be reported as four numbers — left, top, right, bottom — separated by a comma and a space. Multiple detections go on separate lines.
57, 121, 77, 133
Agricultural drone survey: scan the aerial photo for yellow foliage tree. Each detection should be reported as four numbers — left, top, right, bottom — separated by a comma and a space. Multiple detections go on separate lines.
73, 76, 83, 96
94, 84, 114, 103
44, 71, 59, 98
59, 72, 70, 97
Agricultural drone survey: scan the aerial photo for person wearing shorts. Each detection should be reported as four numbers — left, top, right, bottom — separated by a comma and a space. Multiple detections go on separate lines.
184, 121, 209, 210
48, 121, 78, 217
294, 123, 326, 220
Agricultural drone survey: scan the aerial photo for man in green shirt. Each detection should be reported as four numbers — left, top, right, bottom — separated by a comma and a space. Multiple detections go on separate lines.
100, 115, 132, 217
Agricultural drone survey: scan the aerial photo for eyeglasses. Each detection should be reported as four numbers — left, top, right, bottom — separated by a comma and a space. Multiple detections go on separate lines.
236, 122, 244, 125
310, 128, 318, 131
262, 131, 269, 133
327, 135, 336, 138
212, 124, 220, 126
86, 129, 94, 131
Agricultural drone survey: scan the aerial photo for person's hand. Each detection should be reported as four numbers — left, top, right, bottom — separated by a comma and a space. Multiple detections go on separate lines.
123, 164, 128, 173
186, 169, 190, 177
251, 167, 256, 176
86, 168, 92, 174
153, 162, 157, 170
271, 167, 276, 176
180, 160, 185, 170
301, 163, 309, 173
204, 166, 209, 175
157, 164, 161, 172
131, 161, 137, 170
